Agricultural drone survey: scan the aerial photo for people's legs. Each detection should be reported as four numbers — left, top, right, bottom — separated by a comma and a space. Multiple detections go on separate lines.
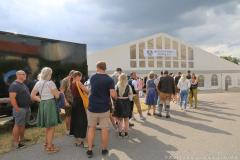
46, 127, 55, 148
12, 108, 27, 147
153, 105, 156, 114
165, 94, 171, 117
133, 94, 144, 117
45, 129, 48, 146
118, 118, 124, 131
99, 113, 110, 150
158, 93, 164, 116
19, 126, 25, 142
87, 111, 97, 151
101, 128, 109, 150
189, 90, 193, 107
13, 125, 20, 146
124, 118, 129, 132
147, 105, 151, 115
182, 90, 188, 110
87, 127, 96, 151
193, 89, 198, 108
65, 116, 71, 132
179, 91, 183, 109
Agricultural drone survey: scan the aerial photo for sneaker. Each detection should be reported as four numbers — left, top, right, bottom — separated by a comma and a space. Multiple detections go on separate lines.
140, 116, 146, 120
87, 150, 93, 158
102, 149, 109, 156
119, 132, 123, 137
157, 113, 162, 117
166, 115, 171, 118
16, 143, 26, 149
124, 132, 128, 137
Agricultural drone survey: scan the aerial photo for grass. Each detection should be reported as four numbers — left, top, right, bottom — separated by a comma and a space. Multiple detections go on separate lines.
0, 103, 149, 155
0, 122, 66, 155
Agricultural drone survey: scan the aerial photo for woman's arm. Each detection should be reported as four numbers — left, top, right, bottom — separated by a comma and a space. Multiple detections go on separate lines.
78, 81, 89, 94
50, 88, 60, 99
31, 89, 41, 102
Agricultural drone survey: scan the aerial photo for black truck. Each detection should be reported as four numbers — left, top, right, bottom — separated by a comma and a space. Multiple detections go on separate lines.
0, 31, 88, 126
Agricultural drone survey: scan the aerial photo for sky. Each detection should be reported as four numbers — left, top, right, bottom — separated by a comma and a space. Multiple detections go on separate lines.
0, 0, 239, 57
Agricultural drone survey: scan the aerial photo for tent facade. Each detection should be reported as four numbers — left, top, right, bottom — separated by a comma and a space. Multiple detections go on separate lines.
88, 33, 240, 90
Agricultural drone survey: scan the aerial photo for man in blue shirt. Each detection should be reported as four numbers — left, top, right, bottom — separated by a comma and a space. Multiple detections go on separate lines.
9, 70, 31, 149
87, 61, 117, 158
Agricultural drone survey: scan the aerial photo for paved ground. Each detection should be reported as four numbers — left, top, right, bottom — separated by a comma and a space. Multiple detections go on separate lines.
1, 92, 240, 160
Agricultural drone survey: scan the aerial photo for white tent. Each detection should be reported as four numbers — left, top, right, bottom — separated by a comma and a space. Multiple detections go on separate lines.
88, 33, 240, 90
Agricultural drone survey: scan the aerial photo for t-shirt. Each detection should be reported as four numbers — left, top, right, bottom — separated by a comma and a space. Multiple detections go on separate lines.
88, 73, 114, 113
9, 81, 31, 108
132, 79, 139, 92
128, 79, 136, 94
33, 80, 57, 100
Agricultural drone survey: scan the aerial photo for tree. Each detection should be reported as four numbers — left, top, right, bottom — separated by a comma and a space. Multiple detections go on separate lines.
220, 56, 240, 65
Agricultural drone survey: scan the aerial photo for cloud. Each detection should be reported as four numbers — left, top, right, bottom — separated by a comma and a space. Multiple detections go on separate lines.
176, 1, 240, 57
0, 0, 239, 57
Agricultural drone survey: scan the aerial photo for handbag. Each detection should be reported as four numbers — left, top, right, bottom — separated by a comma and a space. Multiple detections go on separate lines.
76, 81, 89, 109
56, 92, 66, 110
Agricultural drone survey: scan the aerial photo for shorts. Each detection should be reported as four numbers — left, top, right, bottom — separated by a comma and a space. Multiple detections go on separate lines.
87, 111, 110, 128
159, 92, 172, 105
13, 107, 30, 126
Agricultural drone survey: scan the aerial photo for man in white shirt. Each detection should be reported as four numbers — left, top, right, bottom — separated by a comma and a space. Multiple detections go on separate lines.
130, 72, 145, 120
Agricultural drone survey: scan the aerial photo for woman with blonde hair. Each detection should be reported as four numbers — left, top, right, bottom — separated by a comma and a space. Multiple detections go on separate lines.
145, 71, 158, 116
113, 73, 133, 137
31, 67, 61, 153
177, 74, 191, 111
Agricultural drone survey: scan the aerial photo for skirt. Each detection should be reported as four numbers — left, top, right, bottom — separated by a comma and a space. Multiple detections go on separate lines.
145, 88, 158, 105
70, 97, 88, 139
37, 99, 62, 128
113, 99, 131, 118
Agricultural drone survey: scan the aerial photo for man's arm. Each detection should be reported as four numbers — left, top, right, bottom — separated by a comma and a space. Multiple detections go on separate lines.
9, 92, 20, 112
110, 89, 117, 100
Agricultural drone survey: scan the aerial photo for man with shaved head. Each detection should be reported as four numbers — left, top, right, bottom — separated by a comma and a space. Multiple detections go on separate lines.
9, 70, 31, 149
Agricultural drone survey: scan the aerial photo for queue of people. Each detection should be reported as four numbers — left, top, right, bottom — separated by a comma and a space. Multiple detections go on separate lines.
8, 61, 198, 158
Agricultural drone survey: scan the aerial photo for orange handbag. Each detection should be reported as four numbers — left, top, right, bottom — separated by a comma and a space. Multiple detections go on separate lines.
76, 81, 89, 109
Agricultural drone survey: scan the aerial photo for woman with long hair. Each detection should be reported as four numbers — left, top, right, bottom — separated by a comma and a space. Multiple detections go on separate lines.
31, 67, 61, 153
145, 72, 158, 116
189, 73, 198, 108
177, 74, 191, 111
70, 71, 89, 147
113, 73, 133, 137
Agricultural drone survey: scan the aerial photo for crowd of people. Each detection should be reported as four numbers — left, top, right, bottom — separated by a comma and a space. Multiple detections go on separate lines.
8, 61, 198, 158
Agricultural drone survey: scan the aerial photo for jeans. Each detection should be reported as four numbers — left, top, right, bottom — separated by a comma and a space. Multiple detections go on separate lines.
180, 90, 188, 109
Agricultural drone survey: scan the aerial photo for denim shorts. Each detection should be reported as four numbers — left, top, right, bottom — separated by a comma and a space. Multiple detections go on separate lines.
13, 107, 30, 126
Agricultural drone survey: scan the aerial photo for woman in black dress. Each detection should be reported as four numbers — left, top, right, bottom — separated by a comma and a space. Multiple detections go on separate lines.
70, 71, 88, 147
114, 73, 133, 137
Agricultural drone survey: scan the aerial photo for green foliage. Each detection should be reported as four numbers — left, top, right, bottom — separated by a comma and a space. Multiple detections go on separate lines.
220, 56, 240, 65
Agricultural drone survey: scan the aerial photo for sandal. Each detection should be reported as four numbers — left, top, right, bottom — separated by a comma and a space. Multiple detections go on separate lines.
45, 145, 60, 154
43, 143, 47, 150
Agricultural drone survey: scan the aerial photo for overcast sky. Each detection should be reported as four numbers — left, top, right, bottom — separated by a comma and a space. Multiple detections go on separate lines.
0, 0, 239, 57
